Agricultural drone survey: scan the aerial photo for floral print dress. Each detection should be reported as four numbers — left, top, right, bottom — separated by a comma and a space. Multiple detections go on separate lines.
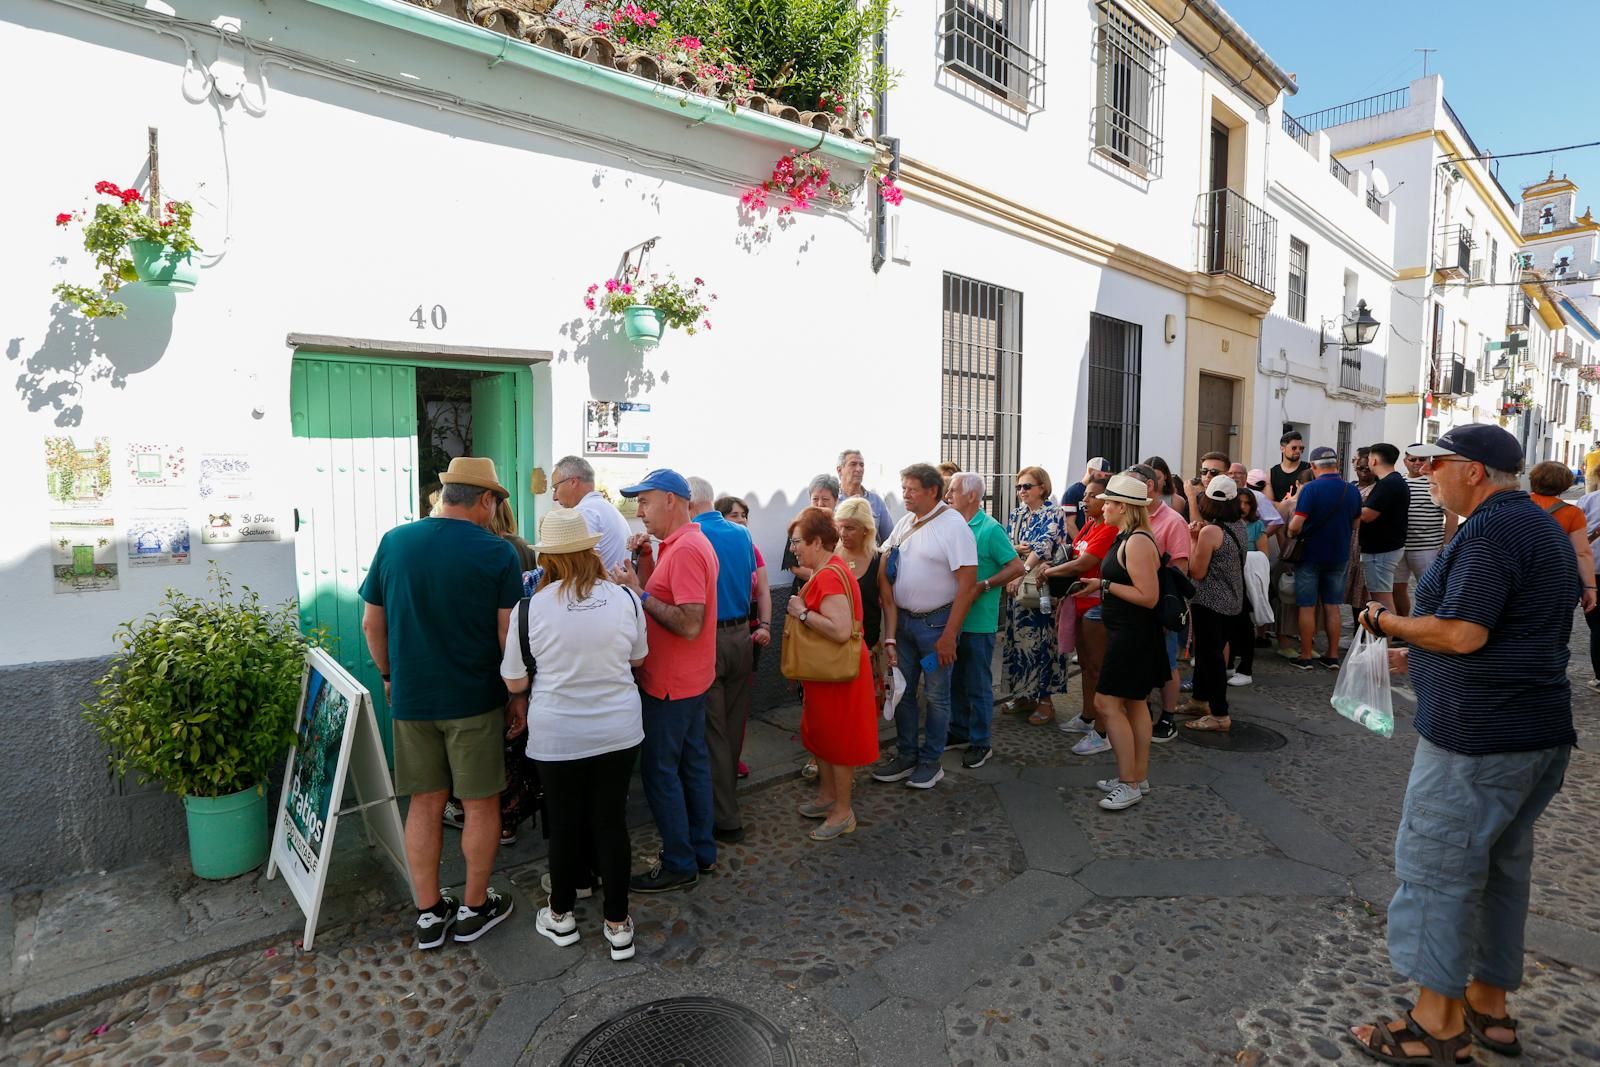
1003, 503, 1071, 702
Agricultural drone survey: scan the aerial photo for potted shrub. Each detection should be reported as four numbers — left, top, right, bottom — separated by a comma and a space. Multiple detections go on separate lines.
84, 571, 311, 879
584, 270, 715, 347
54, 180, 202, 318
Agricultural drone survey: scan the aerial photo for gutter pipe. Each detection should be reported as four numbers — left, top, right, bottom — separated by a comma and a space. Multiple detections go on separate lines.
302, 0, 878, 167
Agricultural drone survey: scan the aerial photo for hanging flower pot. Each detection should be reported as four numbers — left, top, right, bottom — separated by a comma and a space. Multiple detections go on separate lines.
621, 304, 667, 347
127, 239, 201, 292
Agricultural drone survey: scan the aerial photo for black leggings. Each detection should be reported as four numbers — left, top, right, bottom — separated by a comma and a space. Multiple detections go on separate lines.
1229, 609, 1255, 676
1587, 606, 1600, 679
1190, 604, 1231, 718
534, 745, 637, 923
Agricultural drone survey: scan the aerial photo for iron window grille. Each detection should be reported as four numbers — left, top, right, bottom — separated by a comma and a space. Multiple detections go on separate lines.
1287, 238, 1308, 323
941, 273, 1024, 519
941, 0, 1046, 113
1086, 313, 1143, 472
1094, 1, 1166, 177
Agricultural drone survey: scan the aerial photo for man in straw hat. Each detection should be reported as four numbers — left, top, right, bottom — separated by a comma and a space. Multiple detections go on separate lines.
611, 469, 720, 894
360, 457, 524, 947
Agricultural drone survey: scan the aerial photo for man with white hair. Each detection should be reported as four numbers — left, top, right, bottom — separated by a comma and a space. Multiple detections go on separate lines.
945, 472, 1024, 768
837, 449, 894, 543
689, 476, 758, 844
552, 455, 632, 569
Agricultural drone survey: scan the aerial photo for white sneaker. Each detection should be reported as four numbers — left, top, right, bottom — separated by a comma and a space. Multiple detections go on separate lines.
1096, 777, 1150, 795
1072, 732, 1112, 756
603, 916, 636, 961
1587, 678, 1600, 692
1098, 782, 1144, 810
536, 905, 580, 947
1227, 673, 1253, 687
1057, 715, 1094, 734
540, 872, 596, 899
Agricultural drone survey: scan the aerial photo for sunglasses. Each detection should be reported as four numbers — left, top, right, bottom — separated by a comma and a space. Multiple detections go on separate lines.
1427, 456, 1473, 470
1199, 468, 1224, 477
1015, 482, 1037, 491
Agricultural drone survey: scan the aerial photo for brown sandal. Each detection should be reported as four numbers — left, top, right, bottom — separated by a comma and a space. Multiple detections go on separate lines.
1463, 1002, 1521, 1056
1027, 704, 1055, 725
1183, 714, 1232, 733
1350, 1012, 1473, 1065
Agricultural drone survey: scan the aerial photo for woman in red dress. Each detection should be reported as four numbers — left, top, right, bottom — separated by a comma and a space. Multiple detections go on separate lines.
784, 506, 878, 841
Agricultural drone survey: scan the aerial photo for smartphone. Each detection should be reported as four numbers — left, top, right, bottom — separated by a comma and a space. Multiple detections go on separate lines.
1065, 579, 1090, 598
1189, 476, 1202, 487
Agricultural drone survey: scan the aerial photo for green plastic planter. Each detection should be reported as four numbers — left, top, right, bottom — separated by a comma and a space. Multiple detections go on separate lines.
128, 239, 201, 292
621, 305, 666, 347
182, 784, 269, 879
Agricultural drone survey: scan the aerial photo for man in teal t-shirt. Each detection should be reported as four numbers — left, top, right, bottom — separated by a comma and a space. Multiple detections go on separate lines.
945, 473, 1024, 766
359, 457, 524, 949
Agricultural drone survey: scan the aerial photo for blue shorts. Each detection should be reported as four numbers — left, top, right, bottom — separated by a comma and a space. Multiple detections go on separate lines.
1361, 548, 1404, 594
1164, 629, 1179, 671
1294, 560, 1348, 607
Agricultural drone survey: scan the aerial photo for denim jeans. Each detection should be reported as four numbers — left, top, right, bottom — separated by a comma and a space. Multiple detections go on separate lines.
1387, 736, 1570, 996
893, 606, 954, 766
949, 631, 997, 748
638, 690, 717, 876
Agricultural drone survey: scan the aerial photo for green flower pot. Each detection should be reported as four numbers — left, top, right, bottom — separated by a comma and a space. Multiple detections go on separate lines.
621, 305, 666, 347
182, 784, 269, 879
128, 239, 201, 292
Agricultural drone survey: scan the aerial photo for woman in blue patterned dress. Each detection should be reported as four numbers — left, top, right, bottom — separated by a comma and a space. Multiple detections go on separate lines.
1000, 466, 1072, 725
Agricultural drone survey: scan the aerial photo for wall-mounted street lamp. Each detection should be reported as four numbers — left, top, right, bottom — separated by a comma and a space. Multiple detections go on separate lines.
1491, 354, 1511, 380
1320, 299, 1381, 357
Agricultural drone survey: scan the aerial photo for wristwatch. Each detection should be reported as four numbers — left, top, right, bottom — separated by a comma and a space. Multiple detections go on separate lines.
980, 578, 991, 593
1100, 579, 1110, 595
799, 608, 810, 623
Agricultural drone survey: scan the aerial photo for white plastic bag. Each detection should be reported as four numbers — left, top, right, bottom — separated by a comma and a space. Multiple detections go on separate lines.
1329, 628, 1394, 738
881, 666, 906, 721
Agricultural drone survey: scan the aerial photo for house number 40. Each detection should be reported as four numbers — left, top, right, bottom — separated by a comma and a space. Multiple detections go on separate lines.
410, 304, 448, 330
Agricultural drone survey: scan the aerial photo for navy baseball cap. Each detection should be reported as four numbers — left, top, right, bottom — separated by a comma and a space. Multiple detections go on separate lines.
1406, 424, 1524, 472
1308, 446, 1339, 463
619, 469, 692, 499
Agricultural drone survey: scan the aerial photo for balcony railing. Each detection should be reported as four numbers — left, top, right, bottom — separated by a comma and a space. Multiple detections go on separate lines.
1435, 225, 1475, 278
1199, 188, 1278, 294
1280, 111, 1312, 151
1296, 87, 1410, 133
1366, 187, 1382, 215
1330, 350, 1386, 399
1329, 154, 1352, 187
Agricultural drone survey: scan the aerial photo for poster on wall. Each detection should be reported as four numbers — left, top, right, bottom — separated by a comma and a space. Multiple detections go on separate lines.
45, 435, 112, 510
266, 648, 411, 950
127, 513, 191, 567
125, 442, 186, 492
50, 516, 119, 593
200, 509, 281, 544
584, 400, 653, 457
197, 451, 257, 503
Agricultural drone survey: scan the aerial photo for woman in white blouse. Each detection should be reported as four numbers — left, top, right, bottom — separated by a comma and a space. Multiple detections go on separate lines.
502, 508, 647, 961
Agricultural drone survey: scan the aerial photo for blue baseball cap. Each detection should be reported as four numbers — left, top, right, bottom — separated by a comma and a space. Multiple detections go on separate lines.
1406, 424, 1524, 472
619, 468, 692, 499
1308, 446, 1339, 463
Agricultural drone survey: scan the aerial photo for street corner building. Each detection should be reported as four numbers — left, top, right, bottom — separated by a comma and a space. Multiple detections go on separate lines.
4, 0, 1590, 891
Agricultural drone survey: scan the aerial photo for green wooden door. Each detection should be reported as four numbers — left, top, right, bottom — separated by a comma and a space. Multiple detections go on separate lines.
290, 358, 419, 757
470, 373, 520, 536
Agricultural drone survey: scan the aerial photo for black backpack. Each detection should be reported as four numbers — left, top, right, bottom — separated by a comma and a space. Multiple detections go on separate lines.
1127, 531, 1196, 632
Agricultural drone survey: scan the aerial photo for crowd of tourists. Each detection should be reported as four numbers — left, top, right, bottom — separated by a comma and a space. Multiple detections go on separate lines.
358, 430, 1584, 1064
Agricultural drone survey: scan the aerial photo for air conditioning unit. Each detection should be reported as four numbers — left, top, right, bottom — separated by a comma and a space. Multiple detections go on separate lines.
1471, 258, 1485, 281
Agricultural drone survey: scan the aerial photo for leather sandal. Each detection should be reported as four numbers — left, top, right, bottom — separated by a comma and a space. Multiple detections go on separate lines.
1350, 1012, 1473, 1065
1463, 1001, 1521, 1056
1183, 714, 1232, 733
1027, 705, 1056, 726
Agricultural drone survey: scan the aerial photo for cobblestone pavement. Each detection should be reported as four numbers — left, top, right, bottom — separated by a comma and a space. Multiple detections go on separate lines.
4, 614, 1598, 1065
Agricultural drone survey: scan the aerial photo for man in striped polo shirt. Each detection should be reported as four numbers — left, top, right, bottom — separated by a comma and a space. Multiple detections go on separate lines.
1348, 424, 1575, 1065
1393, 448, 1459, 617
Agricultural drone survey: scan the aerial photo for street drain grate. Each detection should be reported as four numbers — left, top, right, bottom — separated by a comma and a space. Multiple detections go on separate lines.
1176, 719, 1287, 752
559, 996, 800, 1067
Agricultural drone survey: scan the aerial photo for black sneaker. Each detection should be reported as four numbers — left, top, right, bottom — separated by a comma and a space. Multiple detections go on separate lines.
415, 893, 458, 950
1320, 656, 1342, 671
712, 826, 746, 844
944, 733, 970, 751
1151, 718, 1178, 743
452, 887, 512, 943
961, 745, 992, 769
630, 863, 699, 894
871, 754, 918, 782
655, 849, 716, 875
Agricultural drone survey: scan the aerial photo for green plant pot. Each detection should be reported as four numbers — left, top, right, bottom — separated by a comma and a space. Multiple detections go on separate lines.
128, 239, 201, 292
182, 784, 269, 879
621, 305, 666, 347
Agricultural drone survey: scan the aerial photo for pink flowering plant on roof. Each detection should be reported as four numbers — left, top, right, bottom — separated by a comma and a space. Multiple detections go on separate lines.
584, 268, 716, 336
52, 180, 200, 318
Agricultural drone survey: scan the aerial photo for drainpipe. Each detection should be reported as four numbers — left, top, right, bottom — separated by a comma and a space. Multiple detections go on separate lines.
871, 26, 895, 273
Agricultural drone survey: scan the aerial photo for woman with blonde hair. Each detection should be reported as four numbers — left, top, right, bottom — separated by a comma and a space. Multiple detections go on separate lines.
833, 496, 884, 688
1001, 465, 1071, 724
1088, 474, 1168, 811
502, 508, 647, 961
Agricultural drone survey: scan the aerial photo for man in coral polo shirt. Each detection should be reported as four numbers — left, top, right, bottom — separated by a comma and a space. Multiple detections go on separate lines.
612, 469, 720, 894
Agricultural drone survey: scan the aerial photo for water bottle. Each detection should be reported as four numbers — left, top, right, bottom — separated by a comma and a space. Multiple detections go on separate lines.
1039, 584, 1053, 616
1332, 695, 1394, 738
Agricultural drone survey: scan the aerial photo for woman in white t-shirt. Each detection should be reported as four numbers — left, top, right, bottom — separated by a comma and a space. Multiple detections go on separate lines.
502, 508, 647, 962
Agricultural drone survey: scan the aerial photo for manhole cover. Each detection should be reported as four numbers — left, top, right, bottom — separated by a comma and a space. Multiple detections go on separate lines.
560, 996, 800, 1067
1175, 719, 1287, 752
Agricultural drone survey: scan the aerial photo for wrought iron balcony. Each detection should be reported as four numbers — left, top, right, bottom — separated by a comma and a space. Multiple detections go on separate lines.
1434, 225, 1475, 279
1198, 189, 1278, 294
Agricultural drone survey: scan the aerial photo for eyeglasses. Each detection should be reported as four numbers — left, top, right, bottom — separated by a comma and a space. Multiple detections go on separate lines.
1015, 483, 1036, 492
1199, 468, 1224, 478
786, 537, 803, 547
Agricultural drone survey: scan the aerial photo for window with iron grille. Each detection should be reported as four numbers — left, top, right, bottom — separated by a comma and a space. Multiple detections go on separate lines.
1094, 1, 1166, 177
1086, 313, 1142, 471
941, 273, 1023, 519
941, 0, 1046, 112
1287, 238, 1309, 323
1489, 237, 1498, 284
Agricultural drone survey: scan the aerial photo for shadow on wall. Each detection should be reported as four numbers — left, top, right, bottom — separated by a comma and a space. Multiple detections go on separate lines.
557, 315, 662, 400
8, 289, 175, 427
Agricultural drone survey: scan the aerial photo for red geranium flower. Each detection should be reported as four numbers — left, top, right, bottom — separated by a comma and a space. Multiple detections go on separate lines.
94, 180, 121, 196
55, 212, 73, 226
118, 188, 143, 205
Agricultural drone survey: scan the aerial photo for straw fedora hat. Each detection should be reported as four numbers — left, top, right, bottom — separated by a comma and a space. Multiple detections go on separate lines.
439, 456, 509, 499
533, 508, 602, 555
1100, 473, 1151, 507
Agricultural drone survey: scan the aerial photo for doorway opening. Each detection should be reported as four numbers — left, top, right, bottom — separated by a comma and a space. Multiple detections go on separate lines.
1196, 372, 1237, 461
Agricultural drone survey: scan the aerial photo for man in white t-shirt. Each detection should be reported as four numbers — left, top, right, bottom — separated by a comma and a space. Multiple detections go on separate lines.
552, 455, 633, 569
871, 463, 977, 790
